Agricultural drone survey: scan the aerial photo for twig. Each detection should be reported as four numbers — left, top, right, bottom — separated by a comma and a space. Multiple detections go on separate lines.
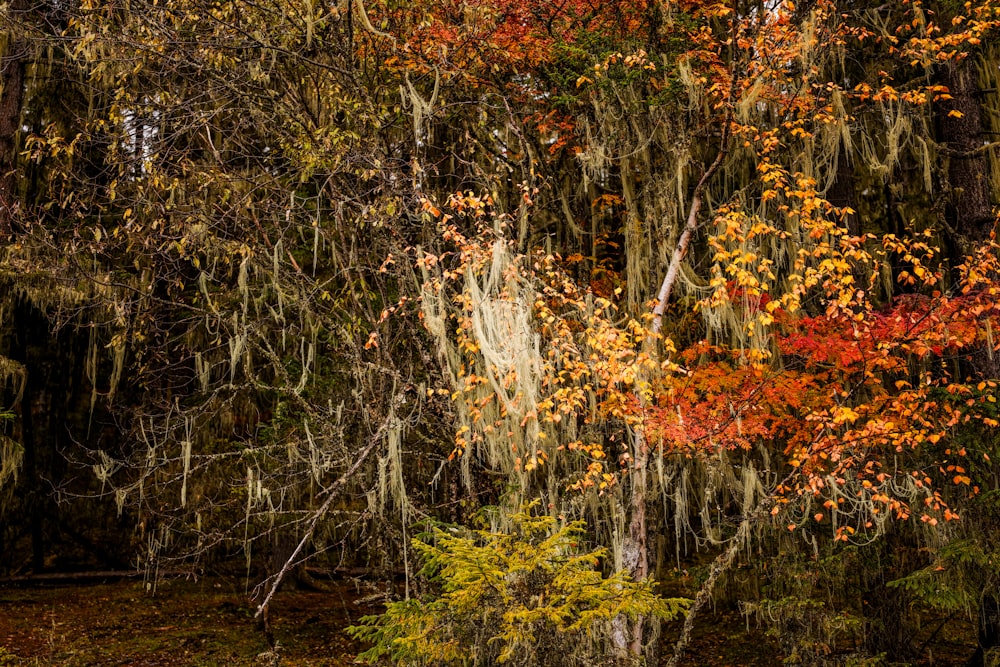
254, 391, 405, 619
665, 467, 798, 667
665, 512, 750, 667
915, 613, 955, 656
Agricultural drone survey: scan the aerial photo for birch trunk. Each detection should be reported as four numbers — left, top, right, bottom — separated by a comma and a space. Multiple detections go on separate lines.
615, 142, 729, 659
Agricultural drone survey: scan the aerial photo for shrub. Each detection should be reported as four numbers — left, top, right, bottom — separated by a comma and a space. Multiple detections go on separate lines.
348, 508, 688, 666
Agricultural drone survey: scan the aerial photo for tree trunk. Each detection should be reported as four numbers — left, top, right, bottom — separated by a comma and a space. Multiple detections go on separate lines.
935, 59, 994, 244
611, 434, 649, 660
614, 435, 649, 657
12, 300, 45, 571
934, 55, 1000, 362
0, 0, 29, 238
935, 64, 1000, 667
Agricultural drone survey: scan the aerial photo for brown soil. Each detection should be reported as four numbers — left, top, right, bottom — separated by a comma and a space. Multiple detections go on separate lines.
0, 577, 373, 666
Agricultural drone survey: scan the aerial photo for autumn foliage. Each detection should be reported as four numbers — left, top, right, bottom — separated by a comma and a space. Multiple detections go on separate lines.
3, 0, 1000, 663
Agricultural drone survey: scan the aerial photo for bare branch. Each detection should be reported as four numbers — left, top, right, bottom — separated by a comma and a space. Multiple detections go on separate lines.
652, 131, 729, 335
254, 390, 406, 619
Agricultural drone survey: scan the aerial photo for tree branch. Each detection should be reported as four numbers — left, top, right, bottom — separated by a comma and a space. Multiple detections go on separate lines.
253, 390, 406, 619
652, 131, 729, 334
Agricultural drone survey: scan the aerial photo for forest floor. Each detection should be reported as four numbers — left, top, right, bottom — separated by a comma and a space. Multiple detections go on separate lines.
0, 577, 979, 666
0, 577, 361, 666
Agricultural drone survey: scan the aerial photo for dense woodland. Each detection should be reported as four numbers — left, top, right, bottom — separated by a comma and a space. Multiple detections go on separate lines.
2, 0, 1000, 664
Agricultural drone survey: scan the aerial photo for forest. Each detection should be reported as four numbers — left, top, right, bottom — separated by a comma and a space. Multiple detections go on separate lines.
1, 0, 1000, 664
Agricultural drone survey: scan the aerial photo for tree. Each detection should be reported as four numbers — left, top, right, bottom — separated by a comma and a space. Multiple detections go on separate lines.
349, 506, 688, 667
0, 0, 998, 664
398, 0, 1000, 661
